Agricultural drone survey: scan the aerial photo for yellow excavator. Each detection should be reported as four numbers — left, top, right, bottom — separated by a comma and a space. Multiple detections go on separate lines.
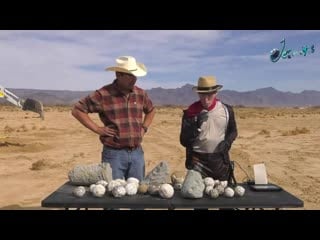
0, 85, 44, 120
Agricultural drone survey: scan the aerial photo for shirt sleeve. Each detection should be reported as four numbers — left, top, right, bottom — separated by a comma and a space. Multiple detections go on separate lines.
74, 90, 103, 113
143, 91, 154, 114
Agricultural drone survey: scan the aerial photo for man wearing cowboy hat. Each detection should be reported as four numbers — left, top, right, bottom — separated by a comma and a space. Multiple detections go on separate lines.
180, 76, 238, 182
72, 56, 156, 181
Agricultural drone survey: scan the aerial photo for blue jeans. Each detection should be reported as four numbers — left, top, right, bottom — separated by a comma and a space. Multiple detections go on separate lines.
101, 146, 145, 181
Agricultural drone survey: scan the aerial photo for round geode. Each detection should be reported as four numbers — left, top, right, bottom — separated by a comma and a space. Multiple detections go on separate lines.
115, 179, 127, 186
234, 186, 245, 197
220, 181, 228, 188
216, 185, 225, 195
138, 184, 149, 194
107, 180, 122, 192
159, 183, 174, 199
224, 187, 235, 198
205, 185, 214, 195
148, 184, 161, 196
92, 184, 106, 197
96, 180, 108, 187
125, 182, 138, 196
204, 177, 215, 187
112, 185, 126, 198
210, 188, 219, 199
89, 184, 96, 192
73, 186, 86, 198
127, 177, 139, 187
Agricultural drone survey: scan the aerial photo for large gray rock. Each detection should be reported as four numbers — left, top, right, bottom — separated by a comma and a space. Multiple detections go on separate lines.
68, 162, 113, 186
181, 170, 205, 198
141, 161, 169, 185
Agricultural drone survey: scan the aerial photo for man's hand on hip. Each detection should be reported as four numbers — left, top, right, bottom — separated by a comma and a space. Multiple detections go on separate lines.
96, 126, 117, 137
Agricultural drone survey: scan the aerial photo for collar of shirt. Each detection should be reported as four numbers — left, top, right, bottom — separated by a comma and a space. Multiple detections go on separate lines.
111, 79, 134, 97
186, 98, 219, 118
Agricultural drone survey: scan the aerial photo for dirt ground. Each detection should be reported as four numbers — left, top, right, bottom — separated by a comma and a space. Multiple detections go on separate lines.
1, 105, 319, 209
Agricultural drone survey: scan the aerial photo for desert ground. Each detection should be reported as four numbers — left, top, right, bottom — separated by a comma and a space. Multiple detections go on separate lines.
0, 104, 320, 210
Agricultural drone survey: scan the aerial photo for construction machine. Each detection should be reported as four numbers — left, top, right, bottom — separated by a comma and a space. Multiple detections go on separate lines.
0, 85, 44, 119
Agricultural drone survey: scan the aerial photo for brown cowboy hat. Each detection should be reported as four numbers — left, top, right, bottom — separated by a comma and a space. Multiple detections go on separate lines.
192, 76, 223, 93
105, 56, 147, 77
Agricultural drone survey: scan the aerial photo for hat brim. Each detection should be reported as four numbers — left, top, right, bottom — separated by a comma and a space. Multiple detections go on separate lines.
192, 85, 223, 93
105, 62, 147, 77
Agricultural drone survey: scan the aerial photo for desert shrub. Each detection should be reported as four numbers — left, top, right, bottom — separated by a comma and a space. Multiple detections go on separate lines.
4, 125, 15, 133
281, 127, 310, 136
19, 124, 28, 132
30, 159, 47, 170
258, 129, 270, 135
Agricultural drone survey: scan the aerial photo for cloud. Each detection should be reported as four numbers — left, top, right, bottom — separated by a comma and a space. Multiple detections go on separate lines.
0, 30, 319, 92
0, 30, 225, 90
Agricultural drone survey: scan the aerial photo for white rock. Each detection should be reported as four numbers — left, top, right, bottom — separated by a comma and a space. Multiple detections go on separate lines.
159, 184, 174, 199
220, 181, 228, 188
96, 180, 108, 187
125, 182, 138, 195
89, 184, 96, 193
115, 179, 127, 186
148, 184, 161, 195
210, 188, 219, 199
92, 184, 106, 197
224, 187, 235, 198
204, 177, 215, 187
127, 177, 139, 186
112, 185, 126, 198
205, 185, 214, 195
127, 181, 139, 189
107, 180, 122, 192
234, 186, 245, 197
216, 185, 225, 195
73, 186, 86, 197
214, 180, 220, 186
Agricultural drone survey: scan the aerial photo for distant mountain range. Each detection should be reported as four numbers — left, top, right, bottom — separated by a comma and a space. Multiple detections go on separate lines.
1, 84, 320, 107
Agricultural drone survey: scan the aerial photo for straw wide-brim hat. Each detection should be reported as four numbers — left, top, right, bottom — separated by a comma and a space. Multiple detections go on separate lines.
192, 76, 223, 93
105, 56, 147, 77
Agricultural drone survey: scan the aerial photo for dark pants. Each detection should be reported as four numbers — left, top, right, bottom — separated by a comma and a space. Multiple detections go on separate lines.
191, 151, 231, 181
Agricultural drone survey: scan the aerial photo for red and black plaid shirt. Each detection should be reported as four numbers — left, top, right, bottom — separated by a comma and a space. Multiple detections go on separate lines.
74, 80, 154, 148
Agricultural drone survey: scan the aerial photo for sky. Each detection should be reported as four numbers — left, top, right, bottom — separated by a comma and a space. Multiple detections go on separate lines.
0, 30, 319, 93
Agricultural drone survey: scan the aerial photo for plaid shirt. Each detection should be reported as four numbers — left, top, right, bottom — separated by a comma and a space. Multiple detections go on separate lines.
74, 80, 154, 148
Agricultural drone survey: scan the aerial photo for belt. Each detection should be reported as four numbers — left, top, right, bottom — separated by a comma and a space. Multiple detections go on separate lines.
123, 146, 139, 151
106, 145, 140, 151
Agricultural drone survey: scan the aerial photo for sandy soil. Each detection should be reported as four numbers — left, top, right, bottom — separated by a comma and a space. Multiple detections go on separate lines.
1, 105, 319, 209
